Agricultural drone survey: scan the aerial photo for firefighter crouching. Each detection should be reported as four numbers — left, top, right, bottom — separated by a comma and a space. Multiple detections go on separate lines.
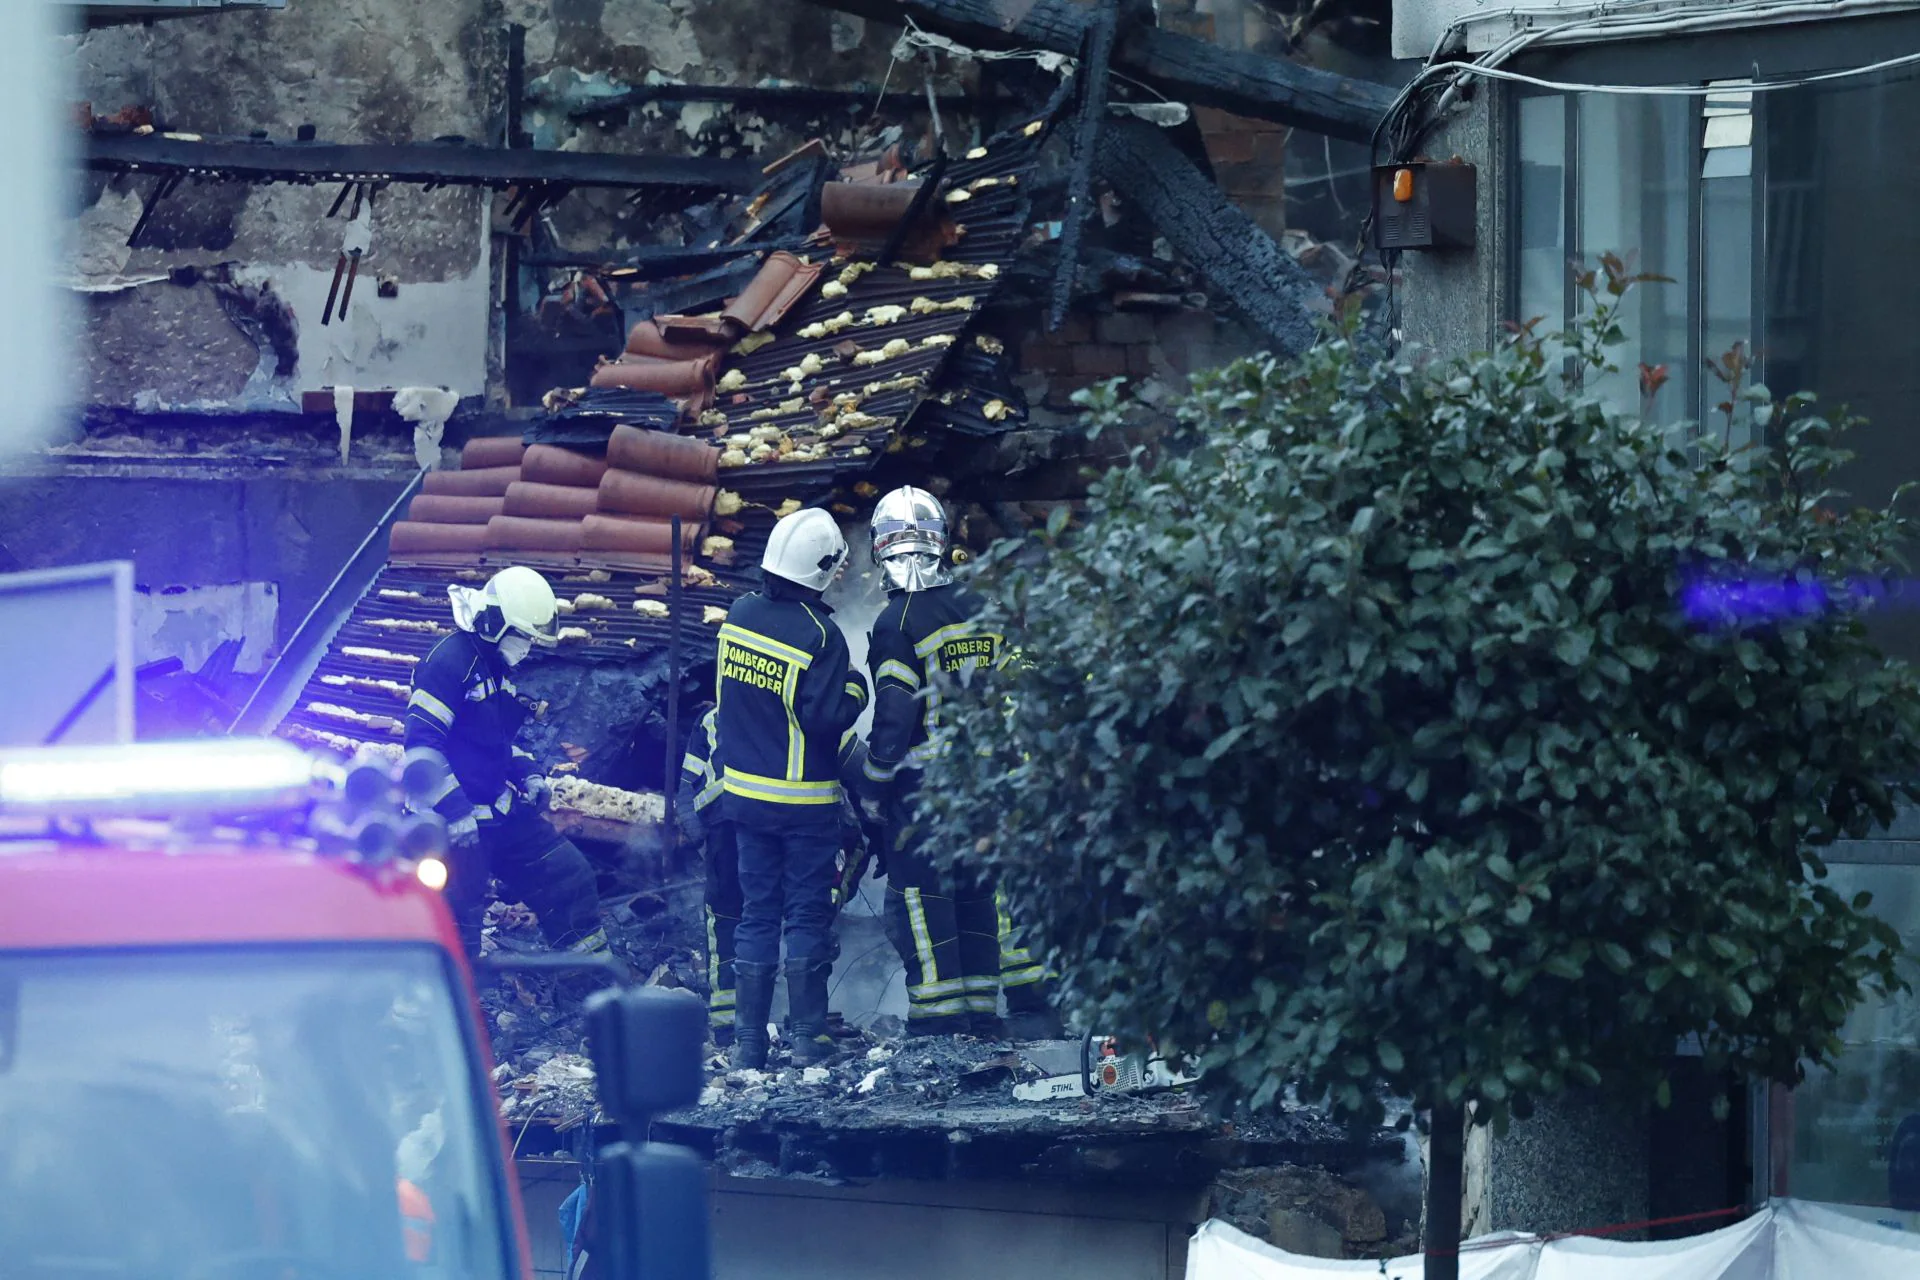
401, 566, 609, 960
716, 508, 870, 1069
862, 487, 1062, 1041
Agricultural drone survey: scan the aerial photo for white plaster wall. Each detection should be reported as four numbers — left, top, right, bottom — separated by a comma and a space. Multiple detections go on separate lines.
270, 209, 494, 400
0, 3, 74, 459
1392, 0, 1920, 58
133, 581, 279, 674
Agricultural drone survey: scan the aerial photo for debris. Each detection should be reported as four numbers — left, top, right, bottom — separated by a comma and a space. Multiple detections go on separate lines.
319, 673, 409, 698
702, 535, 734, 558
305, 702, 400, 735
703, 606, 727, 625
571, 593, 615, 610
557, 626, 593, 643
548, 776, 664, 825
366, 617, 446, 635
857, 1067, 887, 1094
801, 1066, 832, 1086
718, 368, 749, 392
633, 599, 670, 618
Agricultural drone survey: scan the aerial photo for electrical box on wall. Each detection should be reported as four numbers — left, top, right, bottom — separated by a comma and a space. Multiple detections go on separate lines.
1373, 160, 1477, 251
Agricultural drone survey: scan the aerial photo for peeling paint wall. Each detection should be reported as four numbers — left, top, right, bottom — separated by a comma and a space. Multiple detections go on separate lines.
65, 0, 498, 409
133, 581, 278, 674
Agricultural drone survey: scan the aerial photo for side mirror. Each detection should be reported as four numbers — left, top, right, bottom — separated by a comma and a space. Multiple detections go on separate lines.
584, 985, 705, 1119
584, 986, 710, 1280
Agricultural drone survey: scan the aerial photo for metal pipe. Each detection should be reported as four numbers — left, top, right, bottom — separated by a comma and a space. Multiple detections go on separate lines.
664, 515, 683, 841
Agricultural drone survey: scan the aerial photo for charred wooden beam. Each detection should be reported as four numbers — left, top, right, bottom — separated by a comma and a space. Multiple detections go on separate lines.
1094, 117, 1318, 356
86, 133, 760, 192
803, 0, 1397, 142
1051, 0, 1118, 331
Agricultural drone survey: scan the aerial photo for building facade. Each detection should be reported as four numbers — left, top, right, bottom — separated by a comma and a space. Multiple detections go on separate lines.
1392, 0, 1920, 1234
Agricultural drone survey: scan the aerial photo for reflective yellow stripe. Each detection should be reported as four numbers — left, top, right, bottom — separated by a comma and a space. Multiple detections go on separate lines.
845, 680, 868, 703
407, 689, 455, 727
913, 622, 1003, 662
719, 623, 813, 669
1002, 964, 1048, 988
965, 992, 999, 1013
905, 888, 942, 990
722, 768, 841, 805
876, 658, 921, 690
863, 754, 900, 783
682, 752, 712, 778
784, 664, 804, 781
706, 909, 721, 994
694, 778, 725, 809
909, 995, 975, 1018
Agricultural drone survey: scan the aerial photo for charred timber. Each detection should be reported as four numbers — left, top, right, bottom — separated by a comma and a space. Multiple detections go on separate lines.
803, 0, 1397, 142
1094, 118, 1318, 357
1051, 0, 1118, 331
86, 133, 761, 192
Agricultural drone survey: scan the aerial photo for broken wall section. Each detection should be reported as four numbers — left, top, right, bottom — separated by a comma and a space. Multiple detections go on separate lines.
65, 0, 498, 413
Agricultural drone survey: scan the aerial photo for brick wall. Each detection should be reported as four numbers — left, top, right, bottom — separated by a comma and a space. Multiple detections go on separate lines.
1017, 307, 1265, 412
1156, 1, 1289, 240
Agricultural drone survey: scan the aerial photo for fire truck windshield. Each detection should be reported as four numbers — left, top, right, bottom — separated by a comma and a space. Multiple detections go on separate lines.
0, 945, 515, 1280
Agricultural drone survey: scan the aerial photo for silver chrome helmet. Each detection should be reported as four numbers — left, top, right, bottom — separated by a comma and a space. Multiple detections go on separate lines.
870, 485, 952, 593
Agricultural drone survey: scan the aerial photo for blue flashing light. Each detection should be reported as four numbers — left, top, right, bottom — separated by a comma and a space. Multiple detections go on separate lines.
0, 739, 318, 815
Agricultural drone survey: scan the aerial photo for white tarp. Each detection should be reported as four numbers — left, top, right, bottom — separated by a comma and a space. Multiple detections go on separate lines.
1187, 1200, 1920, 1280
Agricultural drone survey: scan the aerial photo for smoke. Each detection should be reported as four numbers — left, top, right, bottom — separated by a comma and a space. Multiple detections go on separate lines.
825, 517, 911, 1025
0, 5, 75, 462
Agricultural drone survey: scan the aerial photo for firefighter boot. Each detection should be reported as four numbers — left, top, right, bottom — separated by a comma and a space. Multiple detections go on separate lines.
784, 958, 838, 1067
729, 960, 777, 1070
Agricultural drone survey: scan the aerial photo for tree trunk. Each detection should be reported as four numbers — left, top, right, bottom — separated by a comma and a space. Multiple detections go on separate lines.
1425, 1101, 1465, 1280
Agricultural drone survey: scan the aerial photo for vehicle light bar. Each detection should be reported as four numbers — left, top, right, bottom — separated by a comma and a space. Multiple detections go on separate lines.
0, 739, 319, 815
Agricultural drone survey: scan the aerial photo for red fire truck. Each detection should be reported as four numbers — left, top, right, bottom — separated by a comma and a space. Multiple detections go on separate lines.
0, 738, 707, 1280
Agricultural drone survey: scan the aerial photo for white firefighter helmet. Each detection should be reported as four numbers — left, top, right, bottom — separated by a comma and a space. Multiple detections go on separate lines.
448, 565, 560, 647
870, 485, 952, 592
762, 507, 848, 591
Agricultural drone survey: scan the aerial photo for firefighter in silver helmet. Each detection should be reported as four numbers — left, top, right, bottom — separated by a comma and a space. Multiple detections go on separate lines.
400, 566, 609, 960
861, 487, 1061, 1040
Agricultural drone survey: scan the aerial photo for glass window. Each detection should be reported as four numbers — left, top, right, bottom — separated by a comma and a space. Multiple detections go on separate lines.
1516, 94, 1567, 336
1765, 75, 1920, 662
1783, 862, 1920, 1227
1702, 83, 1755, 446
0, 946, 514, 1280
1576, 94, 1695, 423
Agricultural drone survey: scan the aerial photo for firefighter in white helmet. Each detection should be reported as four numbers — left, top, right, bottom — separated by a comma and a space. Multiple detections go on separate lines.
862, 487, 1061, 1040
401, 566, 607, 959
713, 508, 869, 1068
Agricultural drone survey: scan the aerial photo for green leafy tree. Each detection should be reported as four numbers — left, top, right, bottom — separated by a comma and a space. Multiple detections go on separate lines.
918, 263, 1919, 1275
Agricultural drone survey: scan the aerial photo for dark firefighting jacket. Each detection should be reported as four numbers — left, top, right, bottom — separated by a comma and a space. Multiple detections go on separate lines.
402, 630, 540, 824
676, 707, 724, 843
715, 576, 868, 830
864, 583, 1004, 795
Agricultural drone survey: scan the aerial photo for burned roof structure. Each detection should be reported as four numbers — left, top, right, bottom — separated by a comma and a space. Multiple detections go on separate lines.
261, 104, 1057, 782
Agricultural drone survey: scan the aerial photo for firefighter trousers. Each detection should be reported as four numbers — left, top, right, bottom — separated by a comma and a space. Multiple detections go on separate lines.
703, 821, 741, 1034
732, 821, 840, 969
448, 807, 602, 955
883, 824, 1051, 1032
